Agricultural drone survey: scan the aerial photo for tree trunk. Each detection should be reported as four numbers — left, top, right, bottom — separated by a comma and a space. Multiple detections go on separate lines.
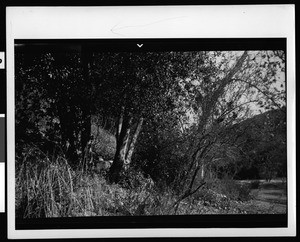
200, 163, 205, 180
59, 105, 80, 166
109, 111, 132, 183
81, 110, 91, 157
187, 51, 248, 164
116, 107, 125, 140
125, 117, 144, 167
80, 44, 93, 162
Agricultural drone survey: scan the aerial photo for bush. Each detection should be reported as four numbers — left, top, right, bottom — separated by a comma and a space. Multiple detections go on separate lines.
118, 167, 155, 190
249, 180, 260, 189
196, 178, 252, 203
237, 183, 252, 201
193, 188, 230, 209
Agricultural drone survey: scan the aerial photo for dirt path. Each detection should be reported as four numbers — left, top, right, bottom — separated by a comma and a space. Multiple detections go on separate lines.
233, 180, 287, 214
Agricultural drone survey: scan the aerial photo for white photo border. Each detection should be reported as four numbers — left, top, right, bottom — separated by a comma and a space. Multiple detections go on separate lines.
6, 5, 296, 239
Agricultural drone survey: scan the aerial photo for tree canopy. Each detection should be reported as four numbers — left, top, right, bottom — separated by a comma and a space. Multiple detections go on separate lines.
15, 47, 286, 186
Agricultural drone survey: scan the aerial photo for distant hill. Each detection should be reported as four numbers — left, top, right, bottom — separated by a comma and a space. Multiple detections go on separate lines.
227, 107, 287, 180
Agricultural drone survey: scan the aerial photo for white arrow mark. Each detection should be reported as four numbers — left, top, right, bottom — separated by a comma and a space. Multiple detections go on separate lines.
137, 44, 143, 48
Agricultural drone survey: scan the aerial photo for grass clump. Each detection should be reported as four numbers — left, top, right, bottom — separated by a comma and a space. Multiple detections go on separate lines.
15, 148, 179, 218
16, 149, 75, 218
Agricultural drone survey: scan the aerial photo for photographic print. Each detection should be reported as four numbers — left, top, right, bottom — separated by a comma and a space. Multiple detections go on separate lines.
14, 40, 287, 219
6, 5, 295, 238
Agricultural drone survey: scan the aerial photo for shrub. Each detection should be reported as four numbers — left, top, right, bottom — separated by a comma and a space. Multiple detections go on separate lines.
195, 178, 251, 203
220, 178, 252, 201
193, 188, 230, 209
249, 180, 260, 189
118, 167, 155, 191
237, 183, 252, 201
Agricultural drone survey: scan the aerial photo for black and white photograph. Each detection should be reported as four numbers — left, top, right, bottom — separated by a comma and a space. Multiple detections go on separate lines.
14, 41, 287, 219
5, 5, 296, 239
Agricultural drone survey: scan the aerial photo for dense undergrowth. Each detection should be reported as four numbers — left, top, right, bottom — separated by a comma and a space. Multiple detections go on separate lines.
16, 148, 267, 218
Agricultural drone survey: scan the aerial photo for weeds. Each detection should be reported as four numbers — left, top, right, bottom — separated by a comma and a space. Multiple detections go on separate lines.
16, 148, 179, 218
16, 148, 281, 218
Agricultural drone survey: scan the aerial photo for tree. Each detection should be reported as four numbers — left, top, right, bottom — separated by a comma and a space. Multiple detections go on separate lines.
91, 52, 194, 182
173, 50, 286, 198
132, 108, 187, 191
106, 50, 286, 190
15, 46, 95, 167
15, 47, 286, 188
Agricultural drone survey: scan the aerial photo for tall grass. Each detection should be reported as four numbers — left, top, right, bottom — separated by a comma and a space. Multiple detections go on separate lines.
16, 147, 258, 218
15, 147, 182, 218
